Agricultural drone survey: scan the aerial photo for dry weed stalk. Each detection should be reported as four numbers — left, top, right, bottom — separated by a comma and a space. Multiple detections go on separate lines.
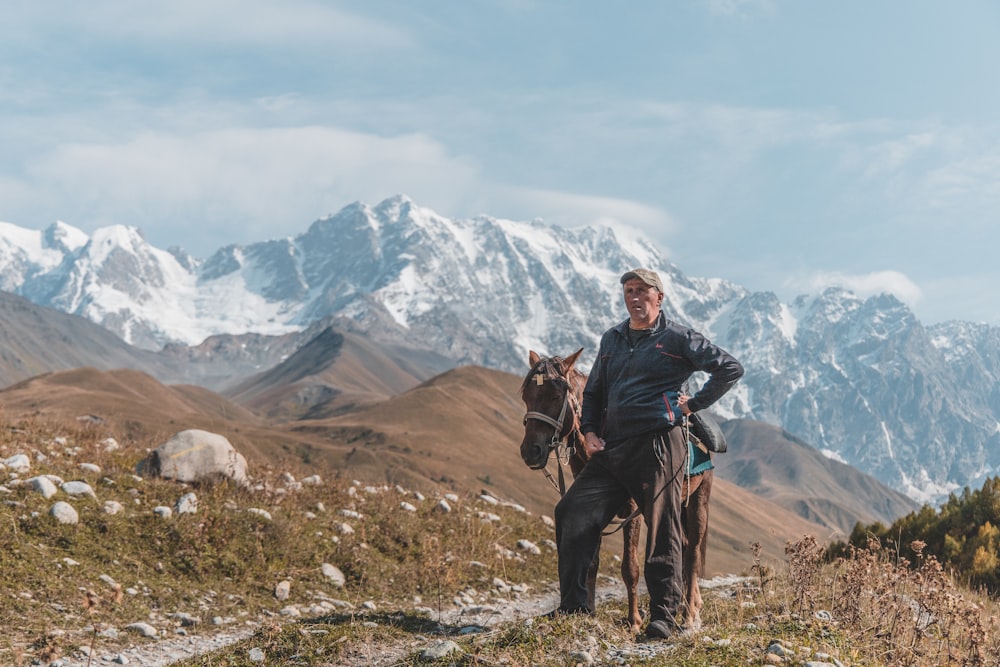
82, 581, 124, 667
785, 533, 825, 616
795, 534, 1000, 667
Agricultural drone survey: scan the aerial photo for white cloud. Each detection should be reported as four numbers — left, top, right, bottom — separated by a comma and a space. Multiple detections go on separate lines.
488, 186, 678, 242
802, 270, 923, 309
12, 117, 678, 257
862, 132, 938, 178
22, 126, 482, 254
4, 0, 410, 49
923, 150, 1000, 210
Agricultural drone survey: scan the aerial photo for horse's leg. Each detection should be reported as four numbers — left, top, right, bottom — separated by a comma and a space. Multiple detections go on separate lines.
681, 471, 713, 631
622, 499, 643, 633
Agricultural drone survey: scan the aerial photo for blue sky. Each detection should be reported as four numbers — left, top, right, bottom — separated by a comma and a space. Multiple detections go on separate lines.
2, 0, 999, 325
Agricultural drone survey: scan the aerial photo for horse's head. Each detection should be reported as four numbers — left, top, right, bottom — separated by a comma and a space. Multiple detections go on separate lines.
519, 348, 584, 470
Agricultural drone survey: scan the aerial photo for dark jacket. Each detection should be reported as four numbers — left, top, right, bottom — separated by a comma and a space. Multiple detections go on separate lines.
580, 311, 744, 444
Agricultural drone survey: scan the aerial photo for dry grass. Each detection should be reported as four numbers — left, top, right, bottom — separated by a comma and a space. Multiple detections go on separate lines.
0, 416, 559, 666
4, 416, 1000, 666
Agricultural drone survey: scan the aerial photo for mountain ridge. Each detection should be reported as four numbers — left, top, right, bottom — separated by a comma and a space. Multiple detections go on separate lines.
3, 196, 999, 504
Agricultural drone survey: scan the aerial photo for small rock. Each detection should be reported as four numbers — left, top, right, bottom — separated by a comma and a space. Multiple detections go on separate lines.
171, 612, 199, 627
766, 640, 794, 657
248, 647, 265, 663
321, 563, 346, 587
435, 499, 452, 513
421, 640, 461, 661
274, 580, 291, 601
175, 492, 198, 515
61, 481, 96, 498
79, 463, 102, 475
125, 622, 158, 638
300, 474, 322, 486
247, 508, 272, 521
516, 539, 541, 555
50, 501, 79, 525
27, 476, 59, 499
400, 501, 417, 512
3, 454, 30, 473
153, 506, 173, 519
103, 500, 124, 515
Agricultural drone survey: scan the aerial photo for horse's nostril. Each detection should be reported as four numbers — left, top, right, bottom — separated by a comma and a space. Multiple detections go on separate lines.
520, 441, 546, 466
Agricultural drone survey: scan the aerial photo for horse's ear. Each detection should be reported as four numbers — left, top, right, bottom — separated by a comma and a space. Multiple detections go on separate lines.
528, 350, 541, 366
564, 348, 584, 372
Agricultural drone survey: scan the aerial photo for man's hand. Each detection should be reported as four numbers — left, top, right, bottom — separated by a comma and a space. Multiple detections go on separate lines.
583, 432, 605, 458
678, 393, 693, 416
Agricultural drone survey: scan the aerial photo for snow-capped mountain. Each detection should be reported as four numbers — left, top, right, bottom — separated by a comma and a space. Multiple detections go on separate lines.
2, 195, 999, 505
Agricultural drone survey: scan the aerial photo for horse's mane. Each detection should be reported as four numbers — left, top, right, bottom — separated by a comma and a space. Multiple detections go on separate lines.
519, 355, 567, 395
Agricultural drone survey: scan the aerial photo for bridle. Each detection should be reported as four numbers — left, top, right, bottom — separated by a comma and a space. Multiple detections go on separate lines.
521, 356, 584, 494
520, 354, 642, 536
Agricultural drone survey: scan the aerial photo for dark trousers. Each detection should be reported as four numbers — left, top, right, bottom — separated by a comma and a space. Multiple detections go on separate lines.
554, 427, 686, 624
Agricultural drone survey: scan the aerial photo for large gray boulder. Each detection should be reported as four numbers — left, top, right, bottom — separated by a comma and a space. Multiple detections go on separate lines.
137, 429, 249, 485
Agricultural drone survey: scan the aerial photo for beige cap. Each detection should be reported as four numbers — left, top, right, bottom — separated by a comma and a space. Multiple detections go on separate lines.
620, 268, 664, 293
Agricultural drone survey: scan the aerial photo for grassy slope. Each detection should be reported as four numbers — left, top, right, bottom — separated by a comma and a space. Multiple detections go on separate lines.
3, 417, 998, 667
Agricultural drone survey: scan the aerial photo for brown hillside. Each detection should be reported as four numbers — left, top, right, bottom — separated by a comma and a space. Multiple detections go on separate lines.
0, 367, 293, 462
713, 419, 920, 536
286, 364, 832, 575
0, 362, 896, 577
225, 326, 454, 420
0, 290, 168, 388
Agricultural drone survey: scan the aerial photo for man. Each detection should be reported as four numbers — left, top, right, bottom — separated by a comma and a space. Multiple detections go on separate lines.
552, 268, 743, 639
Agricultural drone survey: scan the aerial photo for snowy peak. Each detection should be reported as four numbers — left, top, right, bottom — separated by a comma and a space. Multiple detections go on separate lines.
3, 196, 1000, 506
44, 221, 88, 253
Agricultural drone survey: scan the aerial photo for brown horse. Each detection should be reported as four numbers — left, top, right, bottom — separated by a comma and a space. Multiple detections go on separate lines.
518, 348, 713, 632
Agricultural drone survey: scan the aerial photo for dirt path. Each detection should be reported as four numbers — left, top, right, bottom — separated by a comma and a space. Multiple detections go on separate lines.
56, 576, 751, 665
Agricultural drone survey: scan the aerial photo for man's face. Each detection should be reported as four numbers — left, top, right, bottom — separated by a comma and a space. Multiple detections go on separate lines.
622, 278, 662, 323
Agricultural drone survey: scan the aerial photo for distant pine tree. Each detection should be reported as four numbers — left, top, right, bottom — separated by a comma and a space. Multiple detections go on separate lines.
829, 476, 1000, 593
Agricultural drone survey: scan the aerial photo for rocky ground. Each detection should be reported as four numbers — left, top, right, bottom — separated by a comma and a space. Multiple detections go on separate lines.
48, 576, 784, 667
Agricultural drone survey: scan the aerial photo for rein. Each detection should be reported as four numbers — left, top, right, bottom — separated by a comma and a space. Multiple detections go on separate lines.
522, 358, 584, 495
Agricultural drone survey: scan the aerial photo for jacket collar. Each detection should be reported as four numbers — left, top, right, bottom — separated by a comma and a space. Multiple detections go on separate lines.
614, 310, 666, 338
